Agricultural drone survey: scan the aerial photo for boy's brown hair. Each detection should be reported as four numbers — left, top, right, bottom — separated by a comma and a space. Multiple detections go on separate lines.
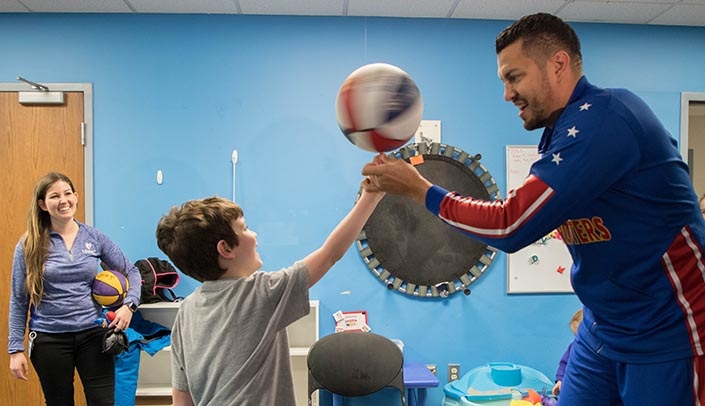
156, 196, 243, 282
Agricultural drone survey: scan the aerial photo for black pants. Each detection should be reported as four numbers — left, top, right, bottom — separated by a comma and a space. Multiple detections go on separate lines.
30, 327, 114, 406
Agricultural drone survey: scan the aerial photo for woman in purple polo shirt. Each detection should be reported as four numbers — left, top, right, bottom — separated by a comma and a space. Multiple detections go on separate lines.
8, 172, 141, 405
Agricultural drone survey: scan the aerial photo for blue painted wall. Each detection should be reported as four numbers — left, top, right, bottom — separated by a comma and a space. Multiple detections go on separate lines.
2, 13, 704, 405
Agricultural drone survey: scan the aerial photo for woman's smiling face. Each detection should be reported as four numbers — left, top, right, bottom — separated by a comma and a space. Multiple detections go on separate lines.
39, 180, 78, 223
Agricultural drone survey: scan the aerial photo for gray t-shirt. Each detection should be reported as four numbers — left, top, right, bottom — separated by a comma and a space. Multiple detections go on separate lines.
171, 261, 310, 405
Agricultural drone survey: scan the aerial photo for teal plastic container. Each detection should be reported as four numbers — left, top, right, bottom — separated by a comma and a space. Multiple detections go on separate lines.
442, 362, 553, 406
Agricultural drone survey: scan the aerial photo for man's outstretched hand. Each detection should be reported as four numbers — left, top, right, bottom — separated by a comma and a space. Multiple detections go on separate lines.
361, 153, 432, 203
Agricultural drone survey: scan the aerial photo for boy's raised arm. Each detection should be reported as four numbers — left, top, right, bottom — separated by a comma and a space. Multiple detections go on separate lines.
304, 180, 383, 287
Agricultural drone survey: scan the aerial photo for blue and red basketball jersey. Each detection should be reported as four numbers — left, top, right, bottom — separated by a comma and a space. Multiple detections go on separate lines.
426, 77, 705, 363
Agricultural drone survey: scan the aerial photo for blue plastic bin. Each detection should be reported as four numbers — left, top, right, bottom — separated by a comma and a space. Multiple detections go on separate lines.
442, 362, 553, 406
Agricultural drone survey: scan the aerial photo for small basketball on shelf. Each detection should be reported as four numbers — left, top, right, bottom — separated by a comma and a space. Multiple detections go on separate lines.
335, 62, 423, 153
92, 270, 129, 308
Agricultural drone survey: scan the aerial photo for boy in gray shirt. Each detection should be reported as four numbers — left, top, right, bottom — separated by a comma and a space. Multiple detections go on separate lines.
156, 181, 382, 406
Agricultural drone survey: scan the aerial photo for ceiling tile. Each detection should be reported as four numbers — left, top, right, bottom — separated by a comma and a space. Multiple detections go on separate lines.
1, 0, 704, 27
239, 0, 344, 16
452, 0, 567, 20
347, 0, 455, 18
598, 0, 679, 3
0, 0, 29, 12
21, 0, 131, 13
559, 1, 670, 24
650, 4, 705, 26
130, 0, 239, 14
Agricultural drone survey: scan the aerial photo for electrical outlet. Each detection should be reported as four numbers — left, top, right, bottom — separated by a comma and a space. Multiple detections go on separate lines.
448, 363, 460, 381
426, 364, 437, 376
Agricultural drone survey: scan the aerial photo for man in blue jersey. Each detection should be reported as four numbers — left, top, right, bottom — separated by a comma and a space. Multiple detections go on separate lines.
363, 13, 705, 406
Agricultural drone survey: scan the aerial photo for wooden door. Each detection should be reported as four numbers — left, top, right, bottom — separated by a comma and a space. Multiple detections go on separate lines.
0, 90, 87, 405
680, 93, 705, 195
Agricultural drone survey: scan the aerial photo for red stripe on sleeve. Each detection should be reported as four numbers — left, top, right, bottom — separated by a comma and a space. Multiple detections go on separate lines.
438, 174, 554, 238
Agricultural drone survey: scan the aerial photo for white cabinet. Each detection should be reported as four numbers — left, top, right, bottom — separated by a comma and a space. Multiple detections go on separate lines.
136, 299, 319, 406
288, 300, 319, 406
135, 301, 179, 397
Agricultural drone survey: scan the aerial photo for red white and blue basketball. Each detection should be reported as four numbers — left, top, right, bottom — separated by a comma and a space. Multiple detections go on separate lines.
92, 270, 129, 307
335, 63, 423, 153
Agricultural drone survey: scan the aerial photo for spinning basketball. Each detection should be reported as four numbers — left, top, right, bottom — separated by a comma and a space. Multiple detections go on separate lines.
336, 63, 423, 152
92, 270, 129, 307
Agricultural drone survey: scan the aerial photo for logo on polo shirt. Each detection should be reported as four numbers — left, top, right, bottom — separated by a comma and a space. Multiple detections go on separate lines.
82, 242, 98, 255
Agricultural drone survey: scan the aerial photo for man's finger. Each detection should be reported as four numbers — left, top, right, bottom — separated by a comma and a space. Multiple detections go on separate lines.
362, 163, 383, 176
373, 153, 387, 164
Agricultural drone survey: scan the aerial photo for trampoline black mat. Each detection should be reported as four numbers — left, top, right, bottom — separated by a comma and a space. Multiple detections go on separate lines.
363, 154, 491, 287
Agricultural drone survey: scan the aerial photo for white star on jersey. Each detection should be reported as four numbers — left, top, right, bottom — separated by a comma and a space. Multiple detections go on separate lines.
580, 102, 592, 111
567, 126, 580, 138
552, 153, 563, 165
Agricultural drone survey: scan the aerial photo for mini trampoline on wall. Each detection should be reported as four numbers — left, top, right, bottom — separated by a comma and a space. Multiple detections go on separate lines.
356, 142, 501, 298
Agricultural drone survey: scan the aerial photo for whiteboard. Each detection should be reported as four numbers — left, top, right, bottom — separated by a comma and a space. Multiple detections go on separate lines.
505, 145, 574, 294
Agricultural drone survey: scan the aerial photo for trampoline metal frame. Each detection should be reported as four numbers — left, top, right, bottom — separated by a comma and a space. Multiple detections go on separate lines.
355, 142, 502, 298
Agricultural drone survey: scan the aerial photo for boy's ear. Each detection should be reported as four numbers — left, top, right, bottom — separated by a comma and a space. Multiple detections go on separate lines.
216, 240, 236, 259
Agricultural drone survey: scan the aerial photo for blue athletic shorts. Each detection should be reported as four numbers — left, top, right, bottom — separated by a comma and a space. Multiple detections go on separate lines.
558, 336, 705, 405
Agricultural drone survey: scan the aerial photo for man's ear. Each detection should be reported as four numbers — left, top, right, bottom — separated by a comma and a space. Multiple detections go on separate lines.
216, 240, 236, 259
551, 50, 571, 78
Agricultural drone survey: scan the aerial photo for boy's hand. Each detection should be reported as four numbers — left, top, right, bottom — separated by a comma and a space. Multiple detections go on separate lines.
361, 177, 383, 195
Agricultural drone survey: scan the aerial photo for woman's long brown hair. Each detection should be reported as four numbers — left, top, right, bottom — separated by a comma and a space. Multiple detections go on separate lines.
23, 172, 76, 307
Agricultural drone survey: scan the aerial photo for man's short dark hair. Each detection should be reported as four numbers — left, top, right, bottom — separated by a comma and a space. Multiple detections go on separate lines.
496, 13, 582, 69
